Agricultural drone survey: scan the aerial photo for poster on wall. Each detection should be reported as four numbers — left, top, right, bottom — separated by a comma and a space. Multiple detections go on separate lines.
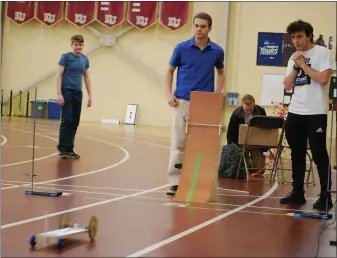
35, 2, 64, 27
127, 1, 158, 30
256, 32, 284, 66
281, 33, 296, 67
95, 2, 126, 29
158, 2, 190, 31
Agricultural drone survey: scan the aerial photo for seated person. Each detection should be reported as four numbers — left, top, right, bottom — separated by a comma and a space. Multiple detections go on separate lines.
226, 94, 267, 173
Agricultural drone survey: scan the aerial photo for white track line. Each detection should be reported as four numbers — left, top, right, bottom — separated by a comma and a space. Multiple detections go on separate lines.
2, 144, 55, 150
125, 182, 279, 257
1, 184, 168, 229
1, 135, 130, 190
1, 129, 58, 167
1, 134, 8, 146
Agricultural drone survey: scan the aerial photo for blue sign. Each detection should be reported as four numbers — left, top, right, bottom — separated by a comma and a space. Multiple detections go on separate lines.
256, 32, 284, 66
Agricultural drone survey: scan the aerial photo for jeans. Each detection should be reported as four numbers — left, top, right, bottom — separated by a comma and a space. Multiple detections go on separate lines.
58, 88, 83, 152
285, 112, 331, 193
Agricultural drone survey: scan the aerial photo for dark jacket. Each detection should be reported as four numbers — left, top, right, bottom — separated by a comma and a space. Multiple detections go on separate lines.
226, 105, 266, 145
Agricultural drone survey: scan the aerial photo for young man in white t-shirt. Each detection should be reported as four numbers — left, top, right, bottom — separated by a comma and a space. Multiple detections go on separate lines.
280, 20, 336, 211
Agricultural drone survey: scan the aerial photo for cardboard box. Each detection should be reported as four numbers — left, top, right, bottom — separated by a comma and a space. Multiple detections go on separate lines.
238, 124, 279, 147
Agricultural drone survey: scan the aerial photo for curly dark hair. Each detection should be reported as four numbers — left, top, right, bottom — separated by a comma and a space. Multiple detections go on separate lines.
286, 19, 314, 43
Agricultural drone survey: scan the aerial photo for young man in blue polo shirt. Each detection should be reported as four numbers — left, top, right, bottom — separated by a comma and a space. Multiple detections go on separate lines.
56, 35, 92, 159
165, 12, 225, 195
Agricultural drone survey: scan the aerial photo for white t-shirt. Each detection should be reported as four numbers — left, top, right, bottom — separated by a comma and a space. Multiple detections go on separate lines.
286, 45, 336, 115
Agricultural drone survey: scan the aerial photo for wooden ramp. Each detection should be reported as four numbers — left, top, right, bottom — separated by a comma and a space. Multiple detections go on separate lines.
174, 91, 224, 203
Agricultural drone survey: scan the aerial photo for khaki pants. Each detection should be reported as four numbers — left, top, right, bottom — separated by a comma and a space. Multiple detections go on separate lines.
167, 99, 190, 186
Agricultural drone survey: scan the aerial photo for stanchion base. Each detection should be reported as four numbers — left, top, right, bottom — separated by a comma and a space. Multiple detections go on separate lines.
287, 211, 333, 220
330, 240, 336, 246
25, 191, 62, 197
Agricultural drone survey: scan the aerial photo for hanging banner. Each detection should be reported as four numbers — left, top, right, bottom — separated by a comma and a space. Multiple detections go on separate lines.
35, 2, 64, 27
256, 32, 283, 67
96, 2, 126, 28
7, 1, 35, 25
66, 2, 96, 27
158, 2, 189, 31
127, 1, 158, 30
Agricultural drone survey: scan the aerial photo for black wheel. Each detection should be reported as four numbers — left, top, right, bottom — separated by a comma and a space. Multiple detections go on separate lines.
56, 238, 64, 250
29, 235, 36, 248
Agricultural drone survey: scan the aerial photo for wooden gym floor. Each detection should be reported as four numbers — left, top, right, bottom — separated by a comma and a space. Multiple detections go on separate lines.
1, 116, 336, 257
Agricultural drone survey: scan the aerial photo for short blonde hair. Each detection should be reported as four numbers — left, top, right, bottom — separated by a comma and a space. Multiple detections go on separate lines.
241, 94, 255, 105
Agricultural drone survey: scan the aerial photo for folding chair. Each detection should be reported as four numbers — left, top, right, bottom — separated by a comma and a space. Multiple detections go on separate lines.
279, 142, 316, 185
236, 115, 285, 182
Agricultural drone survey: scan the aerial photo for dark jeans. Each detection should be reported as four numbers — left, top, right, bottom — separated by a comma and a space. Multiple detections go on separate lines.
285, 112, 332, 193
58, 88, 83, 152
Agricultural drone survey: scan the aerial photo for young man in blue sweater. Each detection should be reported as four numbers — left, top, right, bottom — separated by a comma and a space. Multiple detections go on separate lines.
56, 35, 92, 159
165, 12, 225, 195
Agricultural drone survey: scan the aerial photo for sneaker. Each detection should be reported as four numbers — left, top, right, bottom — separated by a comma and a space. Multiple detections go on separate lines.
280, 190, 307, 205
313, 192, 333, 211
166, 185, 178, 195
59, 151, 80, 159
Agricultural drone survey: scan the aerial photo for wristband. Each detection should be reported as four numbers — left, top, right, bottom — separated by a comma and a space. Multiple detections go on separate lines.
293, 65, 300, 72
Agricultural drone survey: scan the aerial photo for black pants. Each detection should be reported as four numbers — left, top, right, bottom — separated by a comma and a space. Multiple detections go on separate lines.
58, 88, 83, 152
285, 112, 331, 193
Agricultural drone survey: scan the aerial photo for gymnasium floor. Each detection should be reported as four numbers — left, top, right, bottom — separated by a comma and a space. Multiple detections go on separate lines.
1, 116, 336, 257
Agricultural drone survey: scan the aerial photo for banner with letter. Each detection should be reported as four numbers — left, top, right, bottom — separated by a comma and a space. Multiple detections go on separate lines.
7, 1, 35, 25
35, 2, 64, 27
256, 32, 283, 66
66, 2, 96, 27
158, 2, 190, 31
96, 2, 126, 28
127, 1, 158, 30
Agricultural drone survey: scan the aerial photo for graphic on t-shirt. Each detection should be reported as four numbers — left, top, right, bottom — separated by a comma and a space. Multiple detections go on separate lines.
295, 58, 311, 87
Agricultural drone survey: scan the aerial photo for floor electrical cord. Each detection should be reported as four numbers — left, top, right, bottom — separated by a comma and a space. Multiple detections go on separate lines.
314, 200, 336, 258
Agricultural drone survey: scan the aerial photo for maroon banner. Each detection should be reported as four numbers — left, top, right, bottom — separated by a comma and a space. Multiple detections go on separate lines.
96, 2, 126, 28
35, 2, 64, 27
66, 2, 96, 27
127, 2, 158, 30
158, 2, 190, 31
7, 1, 35, 25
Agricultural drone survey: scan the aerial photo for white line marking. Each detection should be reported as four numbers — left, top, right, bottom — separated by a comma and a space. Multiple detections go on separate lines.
1, 134, 8, 146
1, 184, 168, 229
1, 135, 130, 190
2, 145, 54, 150
1, 129, 58, 167
39, 128, 170, 150
125, 182, 279, 257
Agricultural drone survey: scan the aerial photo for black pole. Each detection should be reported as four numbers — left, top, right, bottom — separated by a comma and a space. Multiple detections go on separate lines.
1, 89, 3, 116
25, 91, 29, 117
9, 90, 12, 116
18, 90, 22, 116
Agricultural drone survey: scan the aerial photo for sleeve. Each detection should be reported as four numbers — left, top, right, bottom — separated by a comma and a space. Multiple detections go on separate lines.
169, 44, 181, 67
58, 54, 67, 67
261, 107, 267, 116
215, 49, 225, 69
320, 48, 336, 72
285, 55, 295, 76
226, 114, 239, 144
86, 57, 90, 69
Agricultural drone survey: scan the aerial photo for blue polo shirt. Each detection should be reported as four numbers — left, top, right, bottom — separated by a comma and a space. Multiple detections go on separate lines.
169, 37, 225, 101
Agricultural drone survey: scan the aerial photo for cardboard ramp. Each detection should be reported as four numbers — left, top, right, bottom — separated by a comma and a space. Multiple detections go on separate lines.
174, 91, 224, 203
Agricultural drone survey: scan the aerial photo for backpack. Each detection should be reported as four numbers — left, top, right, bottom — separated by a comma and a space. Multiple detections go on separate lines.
218, 143, 245, 178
